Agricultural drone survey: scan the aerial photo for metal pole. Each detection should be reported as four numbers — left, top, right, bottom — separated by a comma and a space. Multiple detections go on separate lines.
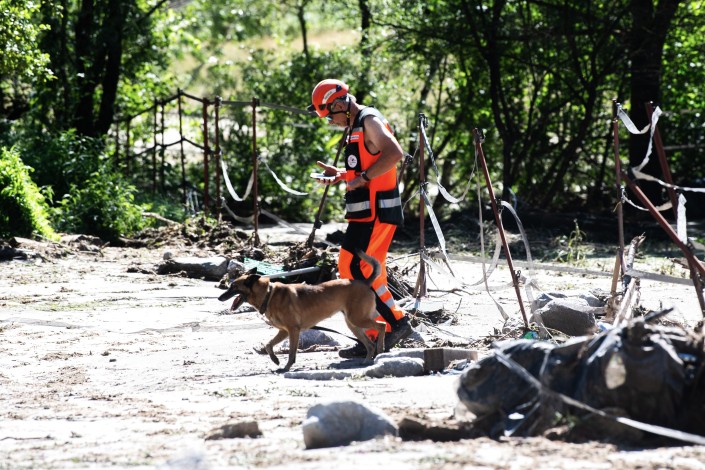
644, 101, 705, 314
202, 97, 210, 219
177, 89, 187, 207
621, 171, 705, 316
252, 97, 260, 246
413, 113, 427, 299
612, 100, 626, 276
114, 121, 120, 170
306, 128, 348, 248
126, 118, 132, 175
152, 99, 158, 194
160, 100, 166, 193
473, 128, 528, 327
214, 96, 222, 221
646, 101, 679, 219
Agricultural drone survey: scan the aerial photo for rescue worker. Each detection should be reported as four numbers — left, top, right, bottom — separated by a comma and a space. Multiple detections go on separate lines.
307, 78, 413, 358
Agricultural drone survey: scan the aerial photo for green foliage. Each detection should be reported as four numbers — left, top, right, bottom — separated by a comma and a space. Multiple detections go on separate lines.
0, 0, 52, 80
139, 193, 188, 223
5, 0, 703, 229
17, 130, 108, 203
0, 147, 56, 240
551, 219, 589, 265
661, 1, 705, 184
52, 170, 146, 242
8, 129, 147, 241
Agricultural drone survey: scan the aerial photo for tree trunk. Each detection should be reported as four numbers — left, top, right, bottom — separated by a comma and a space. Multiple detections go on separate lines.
297, 2, 309, 65
628, 0, 681, 170
356, 0, 372, 103
73, 0, 97, 136
96, 0, 125, 135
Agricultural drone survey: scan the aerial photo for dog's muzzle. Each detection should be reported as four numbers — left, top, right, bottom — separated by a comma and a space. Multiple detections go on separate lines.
218, 284, 246, 311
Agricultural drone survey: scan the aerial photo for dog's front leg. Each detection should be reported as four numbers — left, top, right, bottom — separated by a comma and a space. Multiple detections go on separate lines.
265, 329, 288, 366
278, 328, 300, 373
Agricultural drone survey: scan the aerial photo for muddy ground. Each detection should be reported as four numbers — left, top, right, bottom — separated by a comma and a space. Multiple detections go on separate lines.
1, 219, 705, 469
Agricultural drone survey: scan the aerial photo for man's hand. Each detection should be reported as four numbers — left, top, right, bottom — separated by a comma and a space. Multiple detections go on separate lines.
314, 161, 345, 185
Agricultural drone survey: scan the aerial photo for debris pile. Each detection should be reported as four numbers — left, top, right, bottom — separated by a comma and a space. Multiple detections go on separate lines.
457, 309, 705, 443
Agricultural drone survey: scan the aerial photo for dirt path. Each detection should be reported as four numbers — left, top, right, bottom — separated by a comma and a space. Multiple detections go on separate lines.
1, 228, 704, 469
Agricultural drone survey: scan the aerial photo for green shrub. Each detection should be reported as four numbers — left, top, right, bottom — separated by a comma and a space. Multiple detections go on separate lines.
52, 169, 146, 242
0, 147, 56, 240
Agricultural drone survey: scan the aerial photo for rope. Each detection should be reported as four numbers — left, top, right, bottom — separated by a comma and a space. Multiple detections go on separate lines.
419, 119, 475, 204
257, 155, 308, 196
631, 168, 705, 193
220, 198, 254, 224
420, 188, 454, 275
615, 102, 661, 171
221, 158, 254, 202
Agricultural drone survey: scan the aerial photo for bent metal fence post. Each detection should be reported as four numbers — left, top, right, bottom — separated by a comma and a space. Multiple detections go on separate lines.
202, 97, 211, 219
620, 172, 705, 316
177, 89, 187, 205
612, 100, 705, 316
413, 113, 428, 300
214, 96, 222, 217
611, 100, 627, 306
251, 97, 261, 246
152, 98, 158, 194
473, 128, 529, 328
646, 101, 679, 219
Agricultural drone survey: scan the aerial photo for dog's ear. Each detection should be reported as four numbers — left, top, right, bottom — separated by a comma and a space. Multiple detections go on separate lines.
246, 267, 258, 275
244, 273, 261, 289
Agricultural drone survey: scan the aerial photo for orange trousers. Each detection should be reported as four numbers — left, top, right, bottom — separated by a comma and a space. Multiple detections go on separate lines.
338, 220, 405, 338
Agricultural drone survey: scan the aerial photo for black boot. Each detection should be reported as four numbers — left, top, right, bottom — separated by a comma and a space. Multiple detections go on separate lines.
384, 316, 413, 352
338, 341, 369, 358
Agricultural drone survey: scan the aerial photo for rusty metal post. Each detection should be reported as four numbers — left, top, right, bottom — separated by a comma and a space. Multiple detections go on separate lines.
214, 96, 222, 221
413, 114, 428, 299
646, 101, 679, 219
644, 101, 705, 315
473, 128, 528, 327
126, 118, 132, 175
612, 100, 626, 277
177, 89, 187, 206
252, 97, 260, 245
621, 171, 705, 316
160, 100, 166, 193
202, 97, 210, 218
113, 122, 120, 170
306, 128, 348, 248
152, 99, 158, 194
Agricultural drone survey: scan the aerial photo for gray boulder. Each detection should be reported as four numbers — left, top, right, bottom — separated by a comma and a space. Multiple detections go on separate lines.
302, 400, 398, 449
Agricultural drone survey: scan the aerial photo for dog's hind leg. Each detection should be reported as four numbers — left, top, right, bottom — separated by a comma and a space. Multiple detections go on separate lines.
345, 320, 378, 362
278, 327, 300, 373
265, 329, 288, 367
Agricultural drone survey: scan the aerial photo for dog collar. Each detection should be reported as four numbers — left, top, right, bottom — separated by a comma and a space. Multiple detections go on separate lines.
259, 284, 273, 314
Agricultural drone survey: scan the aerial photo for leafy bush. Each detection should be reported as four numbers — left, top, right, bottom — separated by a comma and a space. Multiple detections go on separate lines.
16, 129, 107, 204
52, 169, 146, 242
0, 147, 56, 239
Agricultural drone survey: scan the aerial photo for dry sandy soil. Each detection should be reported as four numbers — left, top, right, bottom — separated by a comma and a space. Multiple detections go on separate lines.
1, 221, 705, 469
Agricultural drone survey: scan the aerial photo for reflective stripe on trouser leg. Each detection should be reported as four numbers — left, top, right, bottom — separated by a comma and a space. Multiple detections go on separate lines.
338, 220, 405, 338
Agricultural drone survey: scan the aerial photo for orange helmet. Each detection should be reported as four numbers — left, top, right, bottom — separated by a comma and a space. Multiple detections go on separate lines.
308, 79, 349, 118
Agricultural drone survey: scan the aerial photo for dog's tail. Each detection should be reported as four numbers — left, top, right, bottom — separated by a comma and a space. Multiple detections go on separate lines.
354, 249, 382, 287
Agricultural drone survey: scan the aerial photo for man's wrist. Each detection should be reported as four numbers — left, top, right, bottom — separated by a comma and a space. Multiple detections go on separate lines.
361, 170, 371, 182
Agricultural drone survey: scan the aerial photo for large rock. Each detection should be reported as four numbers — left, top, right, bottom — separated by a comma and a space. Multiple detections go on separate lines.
302, 400, 398, 449
531, 297, 602, 336
157, 256, 229, 281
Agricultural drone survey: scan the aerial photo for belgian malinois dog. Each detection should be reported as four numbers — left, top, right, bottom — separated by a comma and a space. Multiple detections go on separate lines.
218, 250, 385, 372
